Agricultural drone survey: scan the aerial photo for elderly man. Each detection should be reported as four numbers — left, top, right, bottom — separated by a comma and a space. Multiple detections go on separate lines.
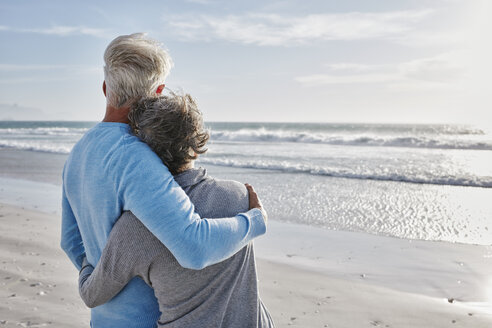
61, 33, 267, 327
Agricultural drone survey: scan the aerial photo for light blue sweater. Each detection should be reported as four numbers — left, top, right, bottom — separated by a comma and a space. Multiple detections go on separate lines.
61, 122, 266, 327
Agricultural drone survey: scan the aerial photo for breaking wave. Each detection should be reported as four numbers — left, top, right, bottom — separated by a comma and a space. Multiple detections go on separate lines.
198, 157, 492, 188
210, 129, 492, 150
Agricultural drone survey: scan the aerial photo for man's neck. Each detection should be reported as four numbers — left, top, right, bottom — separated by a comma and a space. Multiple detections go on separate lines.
102, 105, 131, 123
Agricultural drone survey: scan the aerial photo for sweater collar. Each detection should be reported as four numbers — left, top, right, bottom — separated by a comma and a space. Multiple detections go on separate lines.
173, 167, 208, 188
96, 122, 131, 131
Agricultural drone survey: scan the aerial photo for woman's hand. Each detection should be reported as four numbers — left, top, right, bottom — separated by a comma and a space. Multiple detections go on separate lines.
245, 183, 268, 224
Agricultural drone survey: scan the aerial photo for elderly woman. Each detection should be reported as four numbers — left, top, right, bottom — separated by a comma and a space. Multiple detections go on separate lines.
78, 92, 275, 328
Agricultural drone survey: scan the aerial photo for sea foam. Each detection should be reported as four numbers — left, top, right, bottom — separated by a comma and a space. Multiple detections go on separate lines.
198, 157, 492, 188
210, 129, 492, 150
1, 122, 491, 189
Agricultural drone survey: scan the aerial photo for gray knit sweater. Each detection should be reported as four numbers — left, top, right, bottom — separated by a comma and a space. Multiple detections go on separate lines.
79, 167, 274, 328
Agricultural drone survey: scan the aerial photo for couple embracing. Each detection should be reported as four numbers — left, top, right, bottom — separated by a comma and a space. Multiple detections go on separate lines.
61, 33, 274, 328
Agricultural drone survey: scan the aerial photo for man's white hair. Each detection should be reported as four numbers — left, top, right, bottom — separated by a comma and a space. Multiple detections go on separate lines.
103, 33, 173, 108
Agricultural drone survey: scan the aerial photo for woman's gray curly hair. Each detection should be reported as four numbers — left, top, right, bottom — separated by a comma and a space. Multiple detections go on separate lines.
128, 92, 210, 174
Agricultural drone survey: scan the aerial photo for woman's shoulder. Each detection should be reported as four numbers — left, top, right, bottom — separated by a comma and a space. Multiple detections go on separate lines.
187, 171, 250, 217
205, 176, 247, 193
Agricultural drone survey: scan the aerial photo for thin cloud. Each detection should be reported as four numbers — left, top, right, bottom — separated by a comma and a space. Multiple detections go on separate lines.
296, 73, 397, 85
324, 63, 388, 72
165, 10, 433, 46
184, 0, 215, 4
398, 54, 465, 82
0, 25, 111, 38
0, 76, 83, 84
296, 53, 466, 90
0, 63, 102, 76
0, 63, 100, 74
0, 64, 69, 71
0, 63, 101, 84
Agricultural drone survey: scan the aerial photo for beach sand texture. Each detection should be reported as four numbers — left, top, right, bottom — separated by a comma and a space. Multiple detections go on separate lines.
1, 202, 491, 328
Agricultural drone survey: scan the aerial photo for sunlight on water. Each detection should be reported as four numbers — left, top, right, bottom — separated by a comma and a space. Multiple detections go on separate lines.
460, 152, 492, 177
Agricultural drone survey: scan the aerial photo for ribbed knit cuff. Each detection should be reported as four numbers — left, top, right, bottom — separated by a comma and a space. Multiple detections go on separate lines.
79, 257, 93, 275
239, 208, 267, 239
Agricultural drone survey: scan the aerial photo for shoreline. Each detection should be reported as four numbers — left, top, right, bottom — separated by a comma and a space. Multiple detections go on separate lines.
1, 166, 492, 300
1, 148, 492, 246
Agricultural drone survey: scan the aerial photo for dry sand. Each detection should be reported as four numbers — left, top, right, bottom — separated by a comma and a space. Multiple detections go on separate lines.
1, 203, 492, 327
0, 204, 89, 327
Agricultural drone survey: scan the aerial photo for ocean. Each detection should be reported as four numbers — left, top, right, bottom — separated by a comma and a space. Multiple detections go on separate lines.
1, 121, 491, 245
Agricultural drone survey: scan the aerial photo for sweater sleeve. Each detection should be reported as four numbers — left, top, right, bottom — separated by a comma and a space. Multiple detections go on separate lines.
60, 174, 86, 270
110, 140, 266, 270
78, 212, 157, 308
79, 260, 114, 308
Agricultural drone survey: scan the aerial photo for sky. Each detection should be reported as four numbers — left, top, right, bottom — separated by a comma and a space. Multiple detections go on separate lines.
0, 0, 491, 124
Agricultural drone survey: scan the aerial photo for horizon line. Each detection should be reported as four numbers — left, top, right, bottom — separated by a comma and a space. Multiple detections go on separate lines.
0, 119, 486, 126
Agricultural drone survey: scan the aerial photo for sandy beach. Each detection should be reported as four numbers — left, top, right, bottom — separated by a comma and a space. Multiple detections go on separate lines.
1, 194, 491, 327
0, 149, 492, 327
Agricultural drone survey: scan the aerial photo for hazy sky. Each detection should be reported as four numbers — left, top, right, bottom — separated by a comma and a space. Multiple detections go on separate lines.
0, 0, 491, 124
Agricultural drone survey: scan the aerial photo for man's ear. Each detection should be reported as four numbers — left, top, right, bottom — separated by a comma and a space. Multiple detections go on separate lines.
156, 84, 165, 95
103, 81, 107, 97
